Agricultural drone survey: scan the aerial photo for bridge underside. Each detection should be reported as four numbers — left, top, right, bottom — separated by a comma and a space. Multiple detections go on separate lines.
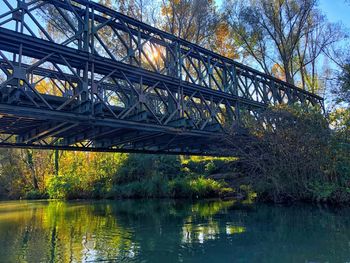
0, 0, 323, 156
0, 107, 226, 155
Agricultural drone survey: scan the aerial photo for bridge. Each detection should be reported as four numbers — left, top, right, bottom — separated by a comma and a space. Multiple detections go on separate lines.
0, 0, 324, 156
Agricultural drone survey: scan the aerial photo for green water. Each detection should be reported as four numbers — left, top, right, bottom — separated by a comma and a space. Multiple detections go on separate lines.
0, 200, 349, 263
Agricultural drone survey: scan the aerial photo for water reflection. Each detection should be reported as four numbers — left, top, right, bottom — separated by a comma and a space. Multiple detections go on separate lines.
0, 200, 350, 262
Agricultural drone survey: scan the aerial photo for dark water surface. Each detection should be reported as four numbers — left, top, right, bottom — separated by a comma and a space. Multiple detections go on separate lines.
0, 200, 349, 263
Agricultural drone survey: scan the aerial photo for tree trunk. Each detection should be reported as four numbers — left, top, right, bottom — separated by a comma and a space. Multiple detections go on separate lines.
26, 150, 39, 190
54, 150, 59, 176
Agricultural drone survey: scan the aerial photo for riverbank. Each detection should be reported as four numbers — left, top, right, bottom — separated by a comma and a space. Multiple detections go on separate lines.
0, 152, 239, 201
21, 175, 255, 203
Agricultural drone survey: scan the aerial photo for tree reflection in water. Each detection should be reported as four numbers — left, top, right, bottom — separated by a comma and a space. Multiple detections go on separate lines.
0, 200, 350, 262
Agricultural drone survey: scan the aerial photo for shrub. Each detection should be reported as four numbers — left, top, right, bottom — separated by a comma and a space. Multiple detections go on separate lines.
91, 178, 110, 199
113, 154, 181, 184
111, 176, 229, 199
168, 178, 192, 198
46, 175, 82, 199
223, 107, 346, 202
24, 189, 48, 200
224, 105, 350, 203
181, 156, 235, 175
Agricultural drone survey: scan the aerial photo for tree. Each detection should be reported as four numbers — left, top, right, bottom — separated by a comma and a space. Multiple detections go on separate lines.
160, 0, 219, 46
210, 21, 241, 59
336, 63, 350, 104
225, 0, 343, 93
0, 148, 24, 198
115, 0, 156, 23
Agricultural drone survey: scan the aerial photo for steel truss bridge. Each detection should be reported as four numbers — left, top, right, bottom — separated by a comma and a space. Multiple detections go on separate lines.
0, 0, 324, 155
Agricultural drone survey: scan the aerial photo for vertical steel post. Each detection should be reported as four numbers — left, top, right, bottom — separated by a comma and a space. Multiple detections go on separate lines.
166, 42, 180, 119
232, 65, 240, 124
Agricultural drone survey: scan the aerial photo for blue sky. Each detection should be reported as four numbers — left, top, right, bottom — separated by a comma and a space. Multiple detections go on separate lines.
319, 0, 350, 27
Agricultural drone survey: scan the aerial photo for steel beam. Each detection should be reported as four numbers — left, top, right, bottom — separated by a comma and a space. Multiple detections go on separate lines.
0, 0, 324, 156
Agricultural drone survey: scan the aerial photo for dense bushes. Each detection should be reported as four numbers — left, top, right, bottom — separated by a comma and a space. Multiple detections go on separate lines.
3, 152, 232, 200
46, 174, 82, 199
111, 176, 230, 199
113, 154, 181, 184
181, 156, 235, 175
110, 155, 231, 199
227, 105, 350, 203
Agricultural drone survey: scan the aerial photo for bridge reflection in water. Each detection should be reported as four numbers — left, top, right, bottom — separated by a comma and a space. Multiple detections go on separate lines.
0, 0, 323, 155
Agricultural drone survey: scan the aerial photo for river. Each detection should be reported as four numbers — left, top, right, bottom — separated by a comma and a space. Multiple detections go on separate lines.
0, 200, 349, 262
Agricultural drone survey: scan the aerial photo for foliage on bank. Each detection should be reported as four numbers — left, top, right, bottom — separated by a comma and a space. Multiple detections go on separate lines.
0, 149, 236, 200
230, 105, 350, 203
